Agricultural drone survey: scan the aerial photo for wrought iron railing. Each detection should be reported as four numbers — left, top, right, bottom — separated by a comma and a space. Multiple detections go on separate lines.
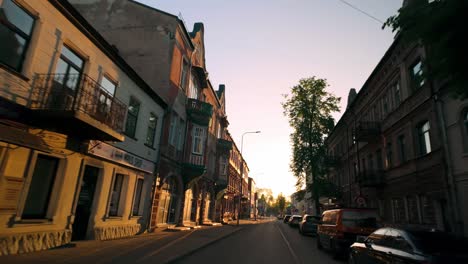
217, 138, 233, 151
354, 121, 381, 141
187, 98, 213, 117
30, 73, 126, 132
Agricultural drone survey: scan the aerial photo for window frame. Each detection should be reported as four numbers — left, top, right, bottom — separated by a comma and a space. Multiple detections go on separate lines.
192, 126, 206, 155
21, 154, 60, 219
409, 59, 425, 90
145, 112, 158, 147
0, 0, 35, 72
132, 178, 144, 216
397, 134, 407, 164
179, 58, 189, 90
124, 96, 141, 138
417, 121, 432, 156
386, 142, 393, 169
108, 173, 125, 217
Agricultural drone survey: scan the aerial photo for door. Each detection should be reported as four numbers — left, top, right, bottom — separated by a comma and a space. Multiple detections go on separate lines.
72, 166, 99, 240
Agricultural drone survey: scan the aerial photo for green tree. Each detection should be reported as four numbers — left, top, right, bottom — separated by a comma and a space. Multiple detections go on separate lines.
282, 77, 340, 215
276, 194, 286, 214
384, 0, 468, 99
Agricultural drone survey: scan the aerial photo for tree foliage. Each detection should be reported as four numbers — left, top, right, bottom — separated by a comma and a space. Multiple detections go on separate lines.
276, 194, 286, 214
384, 0, 468, 99
282, 77, 340, 214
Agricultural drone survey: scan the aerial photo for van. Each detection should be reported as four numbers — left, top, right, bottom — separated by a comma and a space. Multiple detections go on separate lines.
316, 208, 379, 256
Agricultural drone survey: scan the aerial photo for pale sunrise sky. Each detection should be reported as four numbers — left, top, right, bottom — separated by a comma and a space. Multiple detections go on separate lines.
138, 0, 403, 197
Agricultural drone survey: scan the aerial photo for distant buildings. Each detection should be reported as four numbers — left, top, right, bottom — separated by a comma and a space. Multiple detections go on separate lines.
325, 35, 468, 237
0, 0, 257, 255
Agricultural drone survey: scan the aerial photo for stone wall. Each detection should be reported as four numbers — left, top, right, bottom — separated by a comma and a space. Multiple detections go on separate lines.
94, 224, 141, 241
0, 229, 71, 256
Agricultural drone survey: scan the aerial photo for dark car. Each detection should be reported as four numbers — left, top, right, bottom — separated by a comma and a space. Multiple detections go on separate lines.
288, 215, 302, 227
317, 208, 379, 257
283, 215, 291, 223
299, 215, 319, 235
349, 227, 468, 264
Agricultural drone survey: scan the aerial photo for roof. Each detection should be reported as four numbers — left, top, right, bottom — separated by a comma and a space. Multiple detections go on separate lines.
51, 0, 167, 109
128, 0, 195, 50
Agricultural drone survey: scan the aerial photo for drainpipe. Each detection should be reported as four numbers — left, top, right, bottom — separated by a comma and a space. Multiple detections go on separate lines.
434, 94, 462, 234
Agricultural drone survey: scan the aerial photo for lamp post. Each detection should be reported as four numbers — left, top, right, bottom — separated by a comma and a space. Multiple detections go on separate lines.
237, 131, 261, 226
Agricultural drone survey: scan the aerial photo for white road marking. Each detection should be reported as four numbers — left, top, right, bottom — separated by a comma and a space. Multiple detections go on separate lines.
275, 222, 302, 264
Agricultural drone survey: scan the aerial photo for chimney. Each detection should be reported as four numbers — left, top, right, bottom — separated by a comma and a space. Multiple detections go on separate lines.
346, 88, 357, 109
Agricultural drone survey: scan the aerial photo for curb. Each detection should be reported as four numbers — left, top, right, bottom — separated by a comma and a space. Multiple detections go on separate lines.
165, 226, 243, 263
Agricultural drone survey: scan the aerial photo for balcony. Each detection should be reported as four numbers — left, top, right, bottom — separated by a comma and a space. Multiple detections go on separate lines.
217, 138, 233, 154
358, 170, 385, 188
186, 98, 213, 126
220, 115, 229, 127
354, 121, 381, 142
29, 74, 126, 141
182, 153, 206, 181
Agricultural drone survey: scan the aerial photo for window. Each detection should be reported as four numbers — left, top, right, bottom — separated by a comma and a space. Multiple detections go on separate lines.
125, 97, 140, 138
109, 174, 124, 216
386, 142, 393, 168
383, 96, 389, 116
55, 46, 84, 90
188, 74, 199, 99
420, 195, 436, 225
397, 134, 407, 163
394, 82, 401, 106
217, 122, 222, 139
132, 178, 144, 216
192, 126, 206, 154
407, 196, 419, 223
392, 198, 406, 223
219, 156, 228, 176
410, 59, 425, 89
180, 59, 189, 89
367, 154, 374, 172
417, 121, 432, 155
0, 0, 34, 71
98, 76, 116, 114
22, 155, 59, 219
177, 119, 184, 151
169, 114, 177, 146
145, 113, 158, 147
376, 149, 383, 170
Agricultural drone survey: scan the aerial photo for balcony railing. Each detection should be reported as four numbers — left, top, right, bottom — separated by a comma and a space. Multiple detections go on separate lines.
30, 73, 126, 140
186, 98, 213, 126
354, 121, 381, 142
182, 153, 206, 180
358, 170, 385, 187
217, 138, 233, 153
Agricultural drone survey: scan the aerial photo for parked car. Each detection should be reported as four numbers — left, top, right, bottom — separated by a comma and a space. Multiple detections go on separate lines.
288, 215, 302, 227
283, 215, 291, 223
349, 227, 468, 264
299, 215, 319, 235
316, 208, 379, 257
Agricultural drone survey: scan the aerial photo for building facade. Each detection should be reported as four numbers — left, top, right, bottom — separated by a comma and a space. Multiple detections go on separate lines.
0, 0, 166, 255
326, 36, 468, 235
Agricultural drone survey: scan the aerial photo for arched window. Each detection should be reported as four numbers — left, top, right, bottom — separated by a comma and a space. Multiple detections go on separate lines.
417, 121, 431, 155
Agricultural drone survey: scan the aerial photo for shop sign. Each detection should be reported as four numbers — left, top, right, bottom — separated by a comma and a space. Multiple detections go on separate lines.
88, 140, 155, 173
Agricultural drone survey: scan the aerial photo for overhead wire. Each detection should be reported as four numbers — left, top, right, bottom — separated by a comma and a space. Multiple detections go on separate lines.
336, 0, 385, 25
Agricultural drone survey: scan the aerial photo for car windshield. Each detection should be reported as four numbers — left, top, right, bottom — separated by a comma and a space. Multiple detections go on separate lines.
342, 211, 378, 228
306, 216, 319, 223
408, 231, 468, 255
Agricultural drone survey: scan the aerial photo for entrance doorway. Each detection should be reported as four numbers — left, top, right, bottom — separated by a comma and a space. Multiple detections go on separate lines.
72, 165, 99, 240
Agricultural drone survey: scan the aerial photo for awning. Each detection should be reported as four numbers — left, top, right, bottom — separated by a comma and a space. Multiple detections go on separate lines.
0, 122, 51, 152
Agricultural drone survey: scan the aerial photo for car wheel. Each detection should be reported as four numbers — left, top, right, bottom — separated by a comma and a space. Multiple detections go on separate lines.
331, 239, 343, 260
316, 236, 323, 250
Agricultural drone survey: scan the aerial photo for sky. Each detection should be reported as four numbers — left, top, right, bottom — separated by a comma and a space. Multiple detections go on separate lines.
138, 0, 403, 197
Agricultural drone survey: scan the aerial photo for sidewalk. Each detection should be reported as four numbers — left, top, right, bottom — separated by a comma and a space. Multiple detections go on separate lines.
0, 222, 251, 264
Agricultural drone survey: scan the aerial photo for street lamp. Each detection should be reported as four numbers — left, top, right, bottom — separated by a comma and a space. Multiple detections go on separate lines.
237, 131, 261, 226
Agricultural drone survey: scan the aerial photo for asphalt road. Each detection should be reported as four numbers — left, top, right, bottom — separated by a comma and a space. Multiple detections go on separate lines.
173, 220, 343, 264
